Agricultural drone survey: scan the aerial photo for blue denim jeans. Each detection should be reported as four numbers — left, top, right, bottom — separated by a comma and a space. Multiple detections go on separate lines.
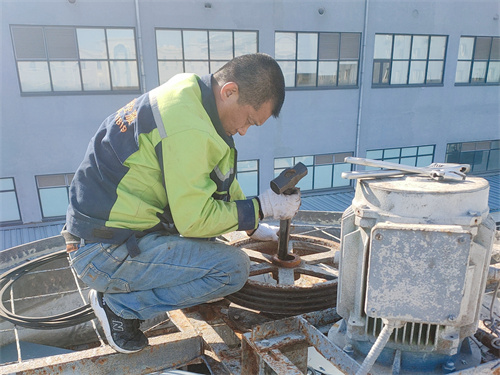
68, 232, 250, 320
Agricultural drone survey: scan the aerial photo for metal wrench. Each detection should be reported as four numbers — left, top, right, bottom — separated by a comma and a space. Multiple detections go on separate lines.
342, 157, 470, 181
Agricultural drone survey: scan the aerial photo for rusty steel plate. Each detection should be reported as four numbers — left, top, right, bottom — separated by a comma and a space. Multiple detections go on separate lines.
226, 233, 340, 316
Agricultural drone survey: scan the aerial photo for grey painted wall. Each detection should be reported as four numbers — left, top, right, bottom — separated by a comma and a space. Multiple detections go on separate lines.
1, 0, 499, 225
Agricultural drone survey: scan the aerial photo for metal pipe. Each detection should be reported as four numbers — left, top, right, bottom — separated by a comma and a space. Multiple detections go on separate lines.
134, 0, 147, 93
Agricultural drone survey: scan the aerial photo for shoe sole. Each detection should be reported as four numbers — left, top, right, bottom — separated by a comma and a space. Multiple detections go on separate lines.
89, 289, 141, 354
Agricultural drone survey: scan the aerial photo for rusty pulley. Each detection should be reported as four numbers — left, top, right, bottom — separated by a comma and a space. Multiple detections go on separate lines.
226, 232, 339, 316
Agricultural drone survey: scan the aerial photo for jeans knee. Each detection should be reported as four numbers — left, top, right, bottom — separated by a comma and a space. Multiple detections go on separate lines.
228, 248, 250, 290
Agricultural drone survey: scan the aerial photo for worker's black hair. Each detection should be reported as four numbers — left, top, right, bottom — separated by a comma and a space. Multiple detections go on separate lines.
213, 53, 285, 118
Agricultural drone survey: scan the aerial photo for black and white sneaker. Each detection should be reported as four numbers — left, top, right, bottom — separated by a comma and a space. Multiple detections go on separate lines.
89, 289, 148, 354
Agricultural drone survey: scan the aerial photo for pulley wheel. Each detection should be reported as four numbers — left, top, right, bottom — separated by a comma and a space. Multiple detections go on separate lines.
226, 233, 339, 316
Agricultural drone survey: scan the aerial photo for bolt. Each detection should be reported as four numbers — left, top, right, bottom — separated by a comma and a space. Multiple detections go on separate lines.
261, 339, 270, 347
343, 344, 354, 354
448, 315, 456, 321
233, 314, 240, 320
370, 308, 376, 314
375, 233, 383, 240
458, 237, 465, 244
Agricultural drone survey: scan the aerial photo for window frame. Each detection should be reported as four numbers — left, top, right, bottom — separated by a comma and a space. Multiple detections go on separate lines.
236, 159, 260, 198
445, 140, 500, 173
155, 28, 259, 85
455, 36, 500, 86
365, 145, 436, 168
372, 33, 448, 88
0, 177, 22, 225
275, 31, 361, 90
274, 152, 353, 192
11, 25, 141, 96
35, 173, 74, 220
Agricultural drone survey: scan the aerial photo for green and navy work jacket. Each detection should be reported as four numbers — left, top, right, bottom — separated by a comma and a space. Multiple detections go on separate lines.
66, 74, 259, 253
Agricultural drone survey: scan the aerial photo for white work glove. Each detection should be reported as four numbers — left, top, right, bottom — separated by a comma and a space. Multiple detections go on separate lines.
258, 188, 301, 220
250, 223, 279, 242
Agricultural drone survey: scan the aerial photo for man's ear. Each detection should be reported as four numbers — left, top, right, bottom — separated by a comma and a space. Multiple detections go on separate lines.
220, 82, 239, 101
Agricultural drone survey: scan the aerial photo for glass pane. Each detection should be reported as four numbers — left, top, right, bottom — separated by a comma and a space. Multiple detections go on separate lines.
314, 165, 332, 189
275, 33, 296, 59
401, 147, 417, 157
340, 33, 360, 59
297, 33, 318, 60
409, 60, 426, 84
400, 157, 417, 166
110, 61, 139, 89
81, 61, 111, 90
238, 160, 258, 171
234, 32, 257, 56
318, 61, 337, 86
461, 142, 476, 151
184, 30, 208, 60
366, 150, 383, 159
416, 155, 433, 166
319, 33, 339, 60
429, 36, 446, 59
37, 174, 66, 187
210, 61, 227, 73
158, 61, 184, 84
209, 31, 233, 60
374, 34, 392, 59
418, 145, 434, 155
274, 157, 293, 168
487, 61, 500, 83
384, 148, 400, 158
18, 61, 51, 92
333, 163, 351, 187
455, 61, 471, 83
46, 27, 78, 59
458, 37, 474, 60
476, 141, 491, 150
77, 28, 107, 59
237, 172, 258, 197
296, 61, 317, 86
491, 38, 500, 59
372, 61, 381, 84
473, 151, 488, 172
50, 61, 81, 91
295, 156, 314, 165
184, 61, 209, 76
335, 152, 353, 163
471, 61, 487, 82
0, 178, 14, 190
426, 61, 443, 83
446, 151, 460, 163
107, 29, 136, 59
488, 149, 500, 170
393, 35, 411, 60
11, 26, 46, 59
492, 140, 500, 149
278, 61, 295, 87
474, 37, 491, 60
315, 154, 333, 165
0, 191, 20, 222
40, 187, 69, 218
411, 36, 429, 59
338, 61, 357, 85
459, 152, 475, 165
156, 29, 182, 59
391, 61, 409, 84
297, 173, 313, 191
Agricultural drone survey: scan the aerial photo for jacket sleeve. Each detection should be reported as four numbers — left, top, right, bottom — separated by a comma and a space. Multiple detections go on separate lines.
162, 128, 258, 238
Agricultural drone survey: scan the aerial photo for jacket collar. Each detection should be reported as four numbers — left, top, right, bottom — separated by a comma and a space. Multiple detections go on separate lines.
199, 74, 235, 148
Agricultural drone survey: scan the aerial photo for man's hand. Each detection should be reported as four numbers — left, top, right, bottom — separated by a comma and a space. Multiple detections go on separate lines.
258, 188, 301, 220
249, 223, 279, 242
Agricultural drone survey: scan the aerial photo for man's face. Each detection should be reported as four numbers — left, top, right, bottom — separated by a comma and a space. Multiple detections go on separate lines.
216, 82, 274, 137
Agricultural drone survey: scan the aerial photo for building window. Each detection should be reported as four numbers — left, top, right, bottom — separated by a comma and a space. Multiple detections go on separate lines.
36, 174, 73, 219
237, 160, 259, 197
365, 145, 435, 168
455, 36, 500, 84
373, 34, 447, 86
446, 140, 500, 173
275, 32, 361, 88
11, 25, 139, 94
0, 178, 21, 223
156, 29, 258, 84
274, 152, 353, 192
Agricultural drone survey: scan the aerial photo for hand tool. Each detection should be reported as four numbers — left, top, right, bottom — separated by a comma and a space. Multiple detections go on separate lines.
342, 157, 470, 181
270, 162, 308, 260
